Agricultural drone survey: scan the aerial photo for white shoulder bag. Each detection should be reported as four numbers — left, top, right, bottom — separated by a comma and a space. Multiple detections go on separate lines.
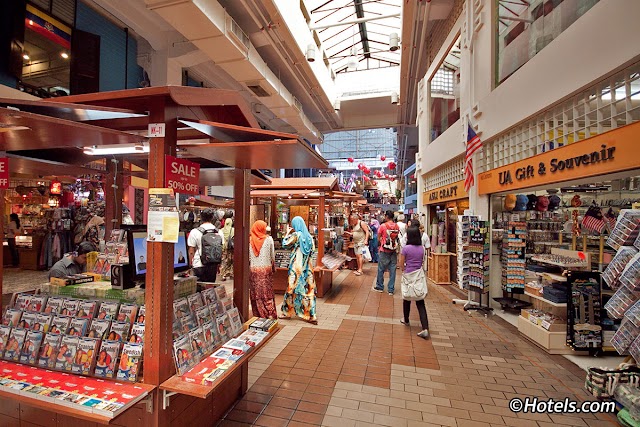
401, 247, 428, 301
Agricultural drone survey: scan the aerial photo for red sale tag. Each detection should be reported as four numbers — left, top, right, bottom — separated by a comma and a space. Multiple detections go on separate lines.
0, 158, 9, 189
164, 155, 200, 195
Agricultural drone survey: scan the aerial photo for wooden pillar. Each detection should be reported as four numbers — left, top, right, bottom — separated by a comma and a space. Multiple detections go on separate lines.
233, 169, 250, 321
143, 101, 176, 427
317, 195, 325, 268
270, 197, 278, 240
0, 189, 4, 312
104, 159, 124, 237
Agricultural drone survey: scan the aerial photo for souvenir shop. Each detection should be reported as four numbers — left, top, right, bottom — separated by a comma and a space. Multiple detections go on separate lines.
421, 180, 469, 286
0, 86, 328, 427
249, 177, 362, 297
478, 122, 640, 360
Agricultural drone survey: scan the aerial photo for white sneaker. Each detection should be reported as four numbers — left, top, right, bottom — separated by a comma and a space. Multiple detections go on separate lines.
417, 330, 430, 339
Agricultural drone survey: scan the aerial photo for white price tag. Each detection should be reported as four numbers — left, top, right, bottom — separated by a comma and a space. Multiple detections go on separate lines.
541, 320, 552, 330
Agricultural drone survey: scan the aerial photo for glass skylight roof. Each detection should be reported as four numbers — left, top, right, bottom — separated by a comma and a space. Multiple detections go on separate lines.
304, 0, 402, 73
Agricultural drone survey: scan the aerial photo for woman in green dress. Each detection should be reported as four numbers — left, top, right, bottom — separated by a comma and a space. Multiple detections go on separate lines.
280, 216, 317, 324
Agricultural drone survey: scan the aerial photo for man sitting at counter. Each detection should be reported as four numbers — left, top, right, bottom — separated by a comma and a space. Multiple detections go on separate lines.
48, 242, 96, 279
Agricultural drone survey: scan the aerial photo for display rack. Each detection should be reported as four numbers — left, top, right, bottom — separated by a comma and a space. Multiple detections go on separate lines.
566, 271, 602, 353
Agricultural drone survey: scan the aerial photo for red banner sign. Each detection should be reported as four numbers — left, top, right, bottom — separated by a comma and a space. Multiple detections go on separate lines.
0, 158, 9, 189
165, 155, 199, 195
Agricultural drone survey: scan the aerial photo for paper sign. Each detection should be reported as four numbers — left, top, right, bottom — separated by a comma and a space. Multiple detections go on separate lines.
147, 188, 179, 242
541, 320, 552, 330
0, 158, 8, 189
165, 155, 199, 195
148, 123, 166, 138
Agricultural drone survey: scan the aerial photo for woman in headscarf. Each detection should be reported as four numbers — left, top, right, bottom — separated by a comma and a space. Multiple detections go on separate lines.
249, 220, 277, 318
219, 218, 234, 281
280, 216, 317, 324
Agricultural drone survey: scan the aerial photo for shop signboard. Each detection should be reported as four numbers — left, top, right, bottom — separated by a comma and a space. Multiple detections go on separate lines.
478, 121, 640, 195
423, 180, 468, 205
0, 157, 8, 189
165, 155, 200, 195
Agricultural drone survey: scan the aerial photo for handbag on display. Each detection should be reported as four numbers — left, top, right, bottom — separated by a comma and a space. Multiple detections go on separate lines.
585, 364, 640, 399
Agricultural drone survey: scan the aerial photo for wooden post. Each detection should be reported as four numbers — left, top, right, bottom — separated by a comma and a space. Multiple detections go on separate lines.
0, 188, 4, 312
270, 197, 278, 240
143, 102, 176, 427
104, 159, 124, 237
317, 195, 325, 268
233, 169, 250, 321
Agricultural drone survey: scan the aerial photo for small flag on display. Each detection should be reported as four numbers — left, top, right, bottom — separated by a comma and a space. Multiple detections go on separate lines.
464, 125, 482, 193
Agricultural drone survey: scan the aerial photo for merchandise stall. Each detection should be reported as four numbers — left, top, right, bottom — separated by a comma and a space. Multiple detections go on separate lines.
250, 178, 361, 297
0, 87, 327, 426
421, 180, 469, 285
478, 121, 640, 355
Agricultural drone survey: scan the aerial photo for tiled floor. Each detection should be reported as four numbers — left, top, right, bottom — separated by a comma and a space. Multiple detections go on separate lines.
222, 264, 617, 427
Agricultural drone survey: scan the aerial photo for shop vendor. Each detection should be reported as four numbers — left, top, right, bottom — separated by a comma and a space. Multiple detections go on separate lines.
48, 242, 96, 279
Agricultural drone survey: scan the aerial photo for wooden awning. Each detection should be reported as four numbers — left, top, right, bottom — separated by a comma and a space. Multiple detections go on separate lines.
7, 154, 106, 177
0, 97, 145, 122
0, 107, 144, 151
252, 177, 339, 191
200, 168, 271, 187
250, 189, 316, 198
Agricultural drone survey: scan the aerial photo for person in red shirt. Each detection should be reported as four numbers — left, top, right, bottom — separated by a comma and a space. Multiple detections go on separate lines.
373, 210, 400, 295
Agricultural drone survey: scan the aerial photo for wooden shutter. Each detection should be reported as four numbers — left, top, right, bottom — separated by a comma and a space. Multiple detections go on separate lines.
70, 29, 100, 94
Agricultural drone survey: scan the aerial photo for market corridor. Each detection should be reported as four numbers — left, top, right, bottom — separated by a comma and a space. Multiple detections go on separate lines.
220, 264, 616, 427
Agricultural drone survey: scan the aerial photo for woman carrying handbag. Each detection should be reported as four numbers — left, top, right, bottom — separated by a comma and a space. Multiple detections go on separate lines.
399, 226, 430, 339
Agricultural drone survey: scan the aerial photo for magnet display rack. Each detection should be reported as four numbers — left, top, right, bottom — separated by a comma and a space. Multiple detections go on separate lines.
494, 220, 532, 311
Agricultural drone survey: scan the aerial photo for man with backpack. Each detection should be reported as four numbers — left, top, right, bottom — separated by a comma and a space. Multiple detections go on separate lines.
187, 209, 225, 283
373, 210, 400, 295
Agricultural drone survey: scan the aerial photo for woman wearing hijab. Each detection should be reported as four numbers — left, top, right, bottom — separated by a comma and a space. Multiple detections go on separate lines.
219, 218, 235, 281
280, 216, 317, 324
249, 220, 277, 318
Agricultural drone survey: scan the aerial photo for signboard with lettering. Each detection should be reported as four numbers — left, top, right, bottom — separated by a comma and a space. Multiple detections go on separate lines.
148, 123, 166, 138
478, 121, 640, 195
0, 158, 8, 189
423, 180, 468, 205
165, 155, 200, 195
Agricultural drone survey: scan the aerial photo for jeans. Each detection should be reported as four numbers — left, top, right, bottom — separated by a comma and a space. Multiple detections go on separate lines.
369, 238, 379, 263
403, 299, 429, 330
375, 251, 397, 293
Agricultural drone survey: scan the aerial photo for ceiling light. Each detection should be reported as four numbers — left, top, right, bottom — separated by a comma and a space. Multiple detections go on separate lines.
83, 146, 96, 155
135, 143, 145, 152
60, 52, 69, 59
306, 44, 316, 62
22, 53, 30, 60
391, 92, 399, 104
84, 144, 149, 155
334, 100, 341, 111
389, 33, 399, 51
28, 20, 34, 25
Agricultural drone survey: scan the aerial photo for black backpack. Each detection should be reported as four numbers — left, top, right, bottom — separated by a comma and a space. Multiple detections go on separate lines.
198, 227, 223, 264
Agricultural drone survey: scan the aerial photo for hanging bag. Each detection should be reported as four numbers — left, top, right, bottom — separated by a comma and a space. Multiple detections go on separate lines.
401, 248, 428, 301
361, 245, 372, 262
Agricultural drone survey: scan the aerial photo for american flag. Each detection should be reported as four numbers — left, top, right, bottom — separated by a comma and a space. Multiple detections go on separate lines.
464, 125, 482, 193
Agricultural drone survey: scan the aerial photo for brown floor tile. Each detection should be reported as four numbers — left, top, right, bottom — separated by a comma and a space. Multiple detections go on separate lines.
233, 399, 266, 414
253, 415, 289, 427
262, 405, 296, 420
290, 410, 325, 425
268, 397, 299, 410
296, 401, 328, 414
225, 409, 260, 424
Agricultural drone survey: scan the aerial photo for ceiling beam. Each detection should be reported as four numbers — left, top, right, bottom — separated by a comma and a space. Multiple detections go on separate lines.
354, 0, 371, 59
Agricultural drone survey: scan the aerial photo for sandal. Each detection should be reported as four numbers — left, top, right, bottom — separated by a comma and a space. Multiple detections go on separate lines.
278, 314, 291, 319
354, 270, 362, 276
308, 319, 318, 325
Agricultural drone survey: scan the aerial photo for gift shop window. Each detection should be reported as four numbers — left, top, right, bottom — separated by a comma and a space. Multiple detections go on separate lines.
429, 35, 461, 143
496, 0, 600, 85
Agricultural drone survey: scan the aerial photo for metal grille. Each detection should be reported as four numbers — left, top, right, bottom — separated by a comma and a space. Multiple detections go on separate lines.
51, 0, 75, 25
424, 155, 464, 190
481, 61, 640, 172
430, 69, 455, 96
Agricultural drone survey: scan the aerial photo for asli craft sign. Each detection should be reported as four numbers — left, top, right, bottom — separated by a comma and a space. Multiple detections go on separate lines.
165, 155, 200, 195
423, 180, 468, 205
478, 121, 640, 195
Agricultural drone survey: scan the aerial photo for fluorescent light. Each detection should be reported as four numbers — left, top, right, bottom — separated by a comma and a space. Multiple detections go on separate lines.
83, 144, 149, 155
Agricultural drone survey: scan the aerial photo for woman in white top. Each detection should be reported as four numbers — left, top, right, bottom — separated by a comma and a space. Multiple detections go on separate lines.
249, 220, 277, 318
7, 213, 22, 267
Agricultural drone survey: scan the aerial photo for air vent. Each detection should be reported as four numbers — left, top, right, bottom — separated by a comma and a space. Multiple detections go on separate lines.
246, 82, 271, 97
293, 97, 302, 112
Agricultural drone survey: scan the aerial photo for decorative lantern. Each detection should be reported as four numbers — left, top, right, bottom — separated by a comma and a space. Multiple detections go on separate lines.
380, 155, 386, 161
49, 180, 62, 195
388, 161, 396, 170
363, 167, 370, 175
347, 157, 354, 163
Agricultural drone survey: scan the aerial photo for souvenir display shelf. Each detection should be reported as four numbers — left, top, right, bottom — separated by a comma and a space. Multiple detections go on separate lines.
160, 324, 281, 399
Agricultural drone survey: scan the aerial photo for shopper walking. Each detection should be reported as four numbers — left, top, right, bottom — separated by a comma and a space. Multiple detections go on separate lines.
219, 218, 234, 281
368, 217, 380, 263
399, 226, 430, 339
347, 214, 370, 275
188, 209, 225, 283
7, 213, 23, 267
397, 214, 408, 251
280, 216, 317, 324
249, 220, 277, 319
373, 210, 400, 295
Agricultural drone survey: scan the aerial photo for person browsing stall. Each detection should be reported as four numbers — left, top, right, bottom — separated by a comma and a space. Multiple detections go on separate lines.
48, 241, 96, 279
188, 209, 225, 282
